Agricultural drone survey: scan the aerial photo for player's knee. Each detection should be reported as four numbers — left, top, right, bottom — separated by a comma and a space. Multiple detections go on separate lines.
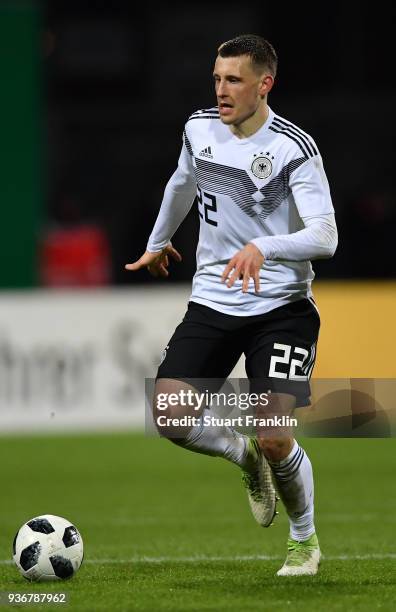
259, 436, 293, 462
153, 378, 201, 439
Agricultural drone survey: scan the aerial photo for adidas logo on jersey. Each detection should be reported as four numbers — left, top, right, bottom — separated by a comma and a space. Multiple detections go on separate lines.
199, 146, 213, 159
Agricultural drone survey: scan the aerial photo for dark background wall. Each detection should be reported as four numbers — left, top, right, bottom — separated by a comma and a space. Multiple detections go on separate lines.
0, 2, 41, 288
4, 1, 395, 287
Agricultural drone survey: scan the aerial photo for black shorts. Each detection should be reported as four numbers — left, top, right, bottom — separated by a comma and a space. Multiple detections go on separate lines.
157, 299, 320, 407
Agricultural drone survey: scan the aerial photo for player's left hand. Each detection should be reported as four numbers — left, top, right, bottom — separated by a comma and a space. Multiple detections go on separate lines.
221, 243, 264, 293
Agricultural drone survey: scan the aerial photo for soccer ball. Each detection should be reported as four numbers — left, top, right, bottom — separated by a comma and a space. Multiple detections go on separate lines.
12, 514, 83, 582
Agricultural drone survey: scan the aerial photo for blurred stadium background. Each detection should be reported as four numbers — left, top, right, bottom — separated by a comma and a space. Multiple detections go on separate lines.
0, 2, 395, 609
0, 0, 395, 430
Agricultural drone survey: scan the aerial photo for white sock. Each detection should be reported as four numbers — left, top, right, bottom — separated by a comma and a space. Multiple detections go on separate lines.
172, 408, 252, 469
269, 440, 315, 541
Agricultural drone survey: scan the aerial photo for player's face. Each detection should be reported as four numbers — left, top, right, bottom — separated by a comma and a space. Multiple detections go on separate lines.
213, 55, 271, 126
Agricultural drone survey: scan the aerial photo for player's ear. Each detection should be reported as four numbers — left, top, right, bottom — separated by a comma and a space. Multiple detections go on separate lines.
259, 74, 274, 97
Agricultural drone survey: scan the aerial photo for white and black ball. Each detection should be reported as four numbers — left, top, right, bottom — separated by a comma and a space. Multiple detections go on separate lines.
13, 515, 83, 582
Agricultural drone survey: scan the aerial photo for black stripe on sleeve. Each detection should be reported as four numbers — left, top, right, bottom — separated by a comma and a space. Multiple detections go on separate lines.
269, 126, 309, 159
183, 130, 193, 156
273, 117, 318, 156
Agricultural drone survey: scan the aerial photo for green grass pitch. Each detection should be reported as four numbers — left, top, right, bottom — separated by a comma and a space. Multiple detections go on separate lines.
0, 434, 395, 611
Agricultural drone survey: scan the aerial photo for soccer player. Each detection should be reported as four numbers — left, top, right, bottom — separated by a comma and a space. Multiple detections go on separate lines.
126, 34, 337, 576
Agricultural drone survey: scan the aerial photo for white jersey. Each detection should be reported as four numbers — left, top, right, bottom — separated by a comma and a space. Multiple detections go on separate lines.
147, 105, 337, 316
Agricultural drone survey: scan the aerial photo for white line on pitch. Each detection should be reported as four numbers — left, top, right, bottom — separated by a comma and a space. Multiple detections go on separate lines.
2, 553, 396, 565
85, 514, 396, 526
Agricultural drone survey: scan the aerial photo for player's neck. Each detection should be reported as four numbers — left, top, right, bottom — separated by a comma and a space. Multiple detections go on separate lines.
230, 103, 269, 139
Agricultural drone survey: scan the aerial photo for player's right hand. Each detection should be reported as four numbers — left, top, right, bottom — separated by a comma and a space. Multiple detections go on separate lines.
125, 244, 182, 278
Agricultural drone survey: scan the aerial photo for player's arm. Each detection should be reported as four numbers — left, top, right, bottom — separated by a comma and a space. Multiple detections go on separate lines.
249, 155, 337, 262
222, 154, 337, 291
125, 133, 197, 277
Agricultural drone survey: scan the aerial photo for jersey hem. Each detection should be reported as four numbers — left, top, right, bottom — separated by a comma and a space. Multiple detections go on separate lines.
189, 294, 312, 317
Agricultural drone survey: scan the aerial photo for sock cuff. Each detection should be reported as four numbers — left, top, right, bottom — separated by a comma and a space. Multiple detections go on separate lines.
269, 441, 306, 482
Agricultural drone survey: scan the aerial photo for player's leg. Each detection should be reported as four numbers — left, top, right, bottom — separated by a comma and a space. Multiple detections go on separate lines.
246, 389, 320, 575
154, 377, 277, 527
269, 434, 320, 576
258, 393, 314, 542
153, 302, 257, 471
253, 391, 319, 575
154, 377, 256, 467
245, 299, 321, 575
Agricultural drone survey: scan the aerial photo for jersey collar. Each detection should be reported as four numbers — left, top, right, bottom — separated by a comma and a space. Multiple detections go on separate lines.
228, 106, 275, 146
